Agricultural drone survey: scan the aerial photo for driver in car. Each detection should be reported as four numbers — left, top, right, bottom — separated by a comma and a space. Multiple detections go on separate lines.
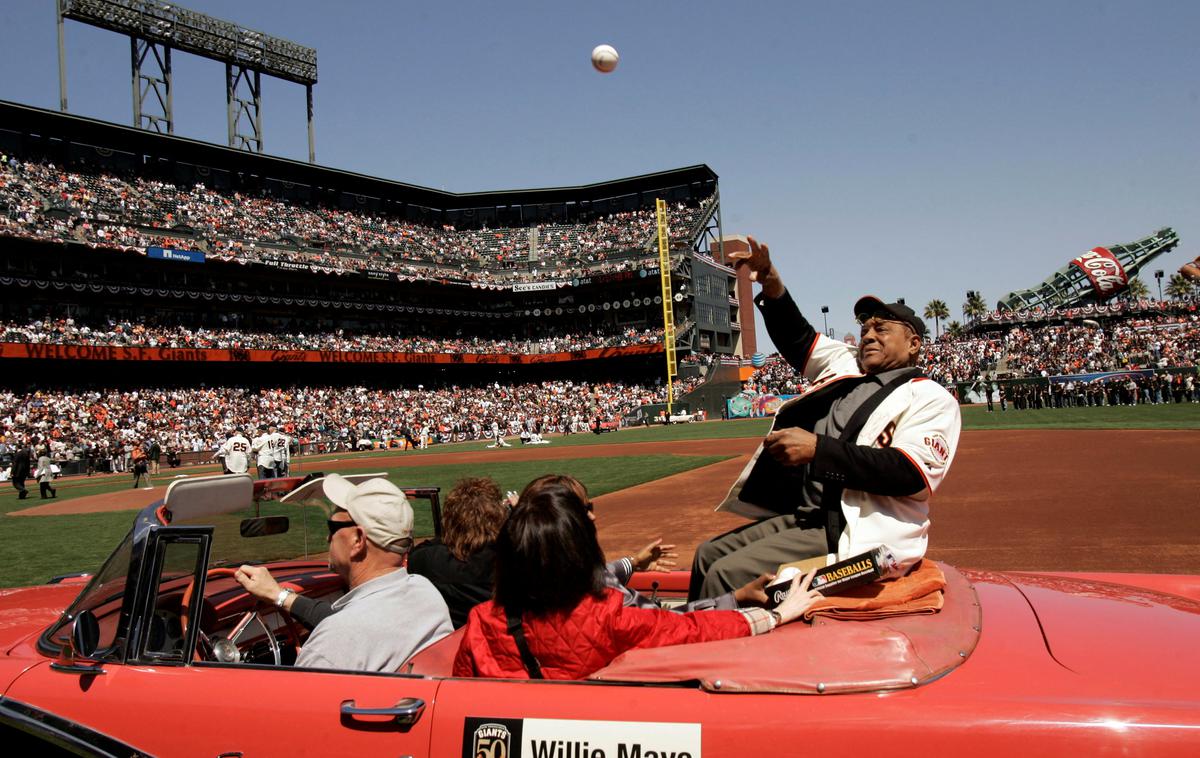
235, 474, 453, 672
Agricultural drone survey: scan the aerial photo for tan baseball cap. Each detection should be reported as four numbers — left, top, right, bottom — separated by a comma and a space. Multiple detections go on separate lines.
322, 473, 414, 554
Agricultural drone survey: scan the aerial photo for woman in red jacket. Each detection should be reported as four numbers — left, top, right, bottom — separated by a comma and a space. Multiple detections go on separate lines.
453, 483, 821, 680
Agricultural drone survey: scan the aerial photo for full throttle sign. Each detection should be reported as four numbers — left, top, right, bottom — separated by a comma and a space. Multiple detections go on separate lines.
1070, 247, 1129, 299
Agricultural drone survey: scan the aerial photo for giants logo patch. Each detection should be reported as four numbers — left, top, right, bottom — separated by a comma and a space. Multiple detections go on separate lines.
466, 718, 520, 758
924, 434, 949, 463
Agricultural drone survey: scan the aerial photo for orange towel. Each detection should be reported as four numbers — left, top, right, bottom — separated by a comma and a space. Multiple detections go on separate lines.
803, 559, 946, 622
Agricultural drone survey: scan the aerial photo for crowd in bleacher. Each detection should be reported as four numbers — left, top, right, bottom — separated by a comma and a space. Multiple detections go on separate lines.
0, 152, 711, 285
994, 313, 1199, 378
743, 310, 1199, 398
0, 316, 664, 356
0, 378, 687, 469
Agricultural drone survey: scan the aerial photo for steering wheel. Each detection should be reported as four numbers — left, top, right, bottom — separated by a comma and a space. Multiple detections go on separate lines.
180, 567, 239, 642
206, 611, 282, 666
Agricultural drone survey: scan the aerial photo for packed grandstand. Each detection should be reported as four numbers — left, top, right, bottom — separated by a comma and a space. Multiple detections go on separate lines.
1, 101, 1197, 477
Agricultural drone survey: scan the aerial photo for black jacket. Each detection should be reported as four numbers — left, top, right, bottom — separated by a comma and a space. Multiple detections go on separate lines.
10, 446, 31, 481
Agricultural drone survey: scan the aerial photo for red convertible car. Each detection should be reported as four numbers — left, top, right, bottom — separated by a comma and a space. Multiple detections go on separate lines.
1, 473, 1199, 757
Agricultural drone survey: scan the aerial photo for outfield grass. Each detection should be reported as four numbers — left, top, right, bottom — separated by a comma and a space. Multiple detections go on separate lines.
960, 402, 1200, 430
0, 453, 728, 589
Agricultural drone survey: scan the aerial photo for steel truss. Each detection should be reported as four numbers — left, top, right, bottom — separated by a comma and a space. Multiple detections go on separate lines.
57, 0, 318, 160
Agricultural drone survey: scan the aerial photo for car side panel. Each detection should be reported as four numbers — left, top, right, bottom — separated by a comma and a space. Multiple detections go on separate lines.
427, 580, 1200, 757
5, 661, 442, 757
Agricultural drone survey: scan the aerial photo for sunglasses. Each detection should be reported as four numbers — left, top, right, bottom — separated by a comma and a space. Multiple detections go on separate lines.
326, 518, 358, 540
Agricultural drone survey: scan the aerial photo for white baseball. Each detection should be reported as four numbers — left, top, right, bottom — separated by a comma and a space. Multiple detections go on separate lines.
591, 44, 619, 73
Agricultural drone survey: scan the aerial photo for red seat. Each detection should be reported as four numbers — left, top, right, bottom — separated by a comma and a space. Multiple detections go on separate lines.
403, 627, 464, 676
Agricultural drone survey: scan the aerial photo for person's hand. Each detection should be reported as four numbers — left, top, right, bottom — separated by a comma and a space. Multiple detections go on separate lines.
235, 564, 282, 604
764, 428, 818, 466
733, 573, 774, 606
727, 236, 785, 299
773, 568, 824, 625
631, 538, 678, 572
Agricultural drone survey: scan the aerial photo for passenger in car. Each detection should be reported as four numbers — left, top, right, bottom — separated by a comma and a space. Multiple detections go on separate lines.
453, 484, 821, 680
236, 473, 452, 672
241, 476, 508, 631
523, 474, 775, 611
407, 476, 508, 628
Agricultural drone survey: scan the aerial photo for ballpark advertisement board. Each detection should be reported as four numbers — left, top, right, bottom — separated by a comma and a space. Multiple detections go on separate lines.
463, 716, 700, 758
1, 342, 662, 364
146, 245, 205, 264
1069, 246, 1128, 299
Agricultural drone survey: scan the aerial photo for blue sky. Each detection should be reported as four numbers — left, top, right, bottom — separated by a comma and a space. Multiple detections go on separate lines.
1, 1, 1197, 348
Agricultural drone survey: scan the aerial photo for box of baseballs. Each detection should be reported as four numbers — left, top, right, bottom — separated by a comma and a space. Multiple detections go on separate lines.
764, 547, 887, 607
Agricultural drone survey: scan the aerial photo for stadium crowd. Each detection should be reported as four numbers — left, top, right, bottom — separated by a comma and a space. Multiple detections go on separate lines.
0, 316, 665, 356
995, 314, 1199, 378
0, 377, 708, 472
0, 153, 711, 285
742, 311, 1199, 400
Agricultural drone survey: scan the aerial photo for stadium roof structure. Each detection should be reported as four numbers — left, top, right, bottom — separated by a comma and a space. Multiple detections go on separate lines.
0, 100, 717, 221
996, 228, 1179, 311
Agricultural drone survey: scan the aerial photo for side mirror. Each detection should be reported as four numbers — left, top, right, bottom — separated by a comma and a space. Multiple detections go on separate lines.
51, 609, 104, 675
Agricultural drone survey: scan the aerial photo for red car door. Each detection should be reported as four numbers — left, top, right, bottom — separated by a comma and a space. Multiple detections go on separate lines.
7, 662, 443, 757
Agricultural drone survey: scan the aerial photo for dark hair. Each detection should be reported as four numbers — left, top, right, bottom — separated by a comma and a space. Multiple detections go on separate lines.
442, 477, 507, 562
520, 473, 589, 507
494, 485, 606, 616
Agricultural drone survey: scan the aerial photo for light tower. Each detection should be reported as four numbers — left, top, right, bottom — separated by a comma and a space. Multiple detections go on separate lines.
56, 0, 318, 160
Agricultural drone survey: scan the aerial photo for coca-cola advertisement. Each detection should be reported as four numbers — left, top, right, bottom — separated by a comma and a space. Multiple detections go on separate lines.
1070, 247, 1129, 299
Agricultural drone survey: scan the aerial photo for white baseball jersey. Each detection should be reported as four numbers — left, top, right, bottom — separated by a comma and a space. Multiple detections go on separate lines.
251, 434, 272, 468
221, 435, 251, 474
268, 432, 290, 465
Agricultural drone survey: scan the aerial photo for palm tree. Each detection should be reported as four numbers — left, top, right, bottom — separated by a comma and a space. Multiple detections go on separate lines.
964, 291, 988, 322
1124, 277, 1150, 301
923, 299, 949, 338
1165, 273, 1195, 300
946, 320, 964, 339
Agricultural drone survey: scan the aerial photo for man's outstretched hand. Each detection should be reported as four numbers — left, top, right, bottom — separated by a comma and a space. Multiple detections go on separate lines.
728, 236, 785, 299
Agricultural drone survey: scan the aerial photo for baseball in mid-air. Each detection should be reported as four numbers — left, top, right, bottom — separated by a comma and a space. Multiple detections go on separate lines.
591, 44, 619, 73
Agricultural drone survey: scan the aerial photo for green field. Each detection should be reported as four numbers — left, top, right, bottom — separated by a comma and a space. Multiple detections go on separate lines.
0, 453, 728, 588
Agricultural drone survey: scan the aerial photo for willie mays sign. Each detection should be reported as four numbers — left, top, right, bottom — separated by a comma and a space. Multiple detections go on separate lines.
463, 717, 700, 758
1070, 247, 1128, 299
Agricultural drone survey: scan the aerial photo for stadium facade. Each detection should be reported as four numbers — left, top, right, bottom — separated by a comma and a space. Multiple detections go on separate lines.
0, 100, 750, 415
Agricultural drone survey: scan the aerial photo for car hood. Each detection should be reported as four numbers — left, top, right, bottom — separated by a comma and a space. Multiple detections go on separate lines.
0, 585, 80, 655
1006, 571, 1200, 700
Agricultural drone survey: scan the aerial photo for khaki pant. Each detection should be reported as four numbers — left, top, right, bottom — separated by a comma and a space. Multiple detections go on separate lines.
688, 513, 827, 601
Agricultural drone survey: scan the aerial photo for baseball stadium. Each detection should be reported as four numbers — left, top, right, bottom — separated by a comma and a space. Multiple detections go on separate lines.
1, 2, 1199, 755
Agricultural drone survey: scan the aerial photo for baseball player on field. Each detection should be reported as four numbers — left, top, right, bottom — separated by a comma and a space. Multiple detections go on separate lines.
217, 429, 252, 476
689, 236, 962, 601
269, 425, 291, 477
251, 426, 274, 479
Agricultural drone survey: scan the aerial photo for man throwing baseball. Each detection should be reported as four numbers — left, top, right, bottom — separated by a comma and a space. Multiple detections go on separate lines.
689, 237, 961, 601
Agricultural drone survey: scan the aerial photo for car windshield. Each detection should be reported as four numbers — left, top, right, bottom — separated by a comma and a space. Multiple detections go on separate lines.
47, 529, 137, 652
43, 479, 440, 654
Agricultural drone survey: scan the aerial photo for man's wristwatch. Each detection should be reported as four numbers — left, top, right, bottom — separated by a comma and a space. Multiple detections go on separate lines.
768, 609, 783, 628
275, 588, 294, 608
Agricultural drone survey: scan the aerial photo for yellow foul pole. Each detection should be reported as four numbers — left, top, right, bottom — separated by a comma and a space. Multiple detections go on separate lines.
655, 199, 676, 414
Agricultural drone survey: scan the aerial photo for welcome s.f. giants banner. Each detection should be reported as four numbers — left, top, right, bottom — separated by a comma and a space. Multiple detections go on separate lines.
1070, 247, 1129, 299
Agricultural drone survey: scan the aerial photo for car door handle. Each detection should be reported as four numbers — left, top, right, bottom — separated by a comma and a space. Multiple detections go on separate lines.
340, 697, 426, 726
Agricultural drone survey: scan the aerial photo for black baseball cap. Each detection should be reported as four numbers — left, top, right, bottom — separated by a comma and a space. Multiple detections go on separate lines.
854, 296, 927, 339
